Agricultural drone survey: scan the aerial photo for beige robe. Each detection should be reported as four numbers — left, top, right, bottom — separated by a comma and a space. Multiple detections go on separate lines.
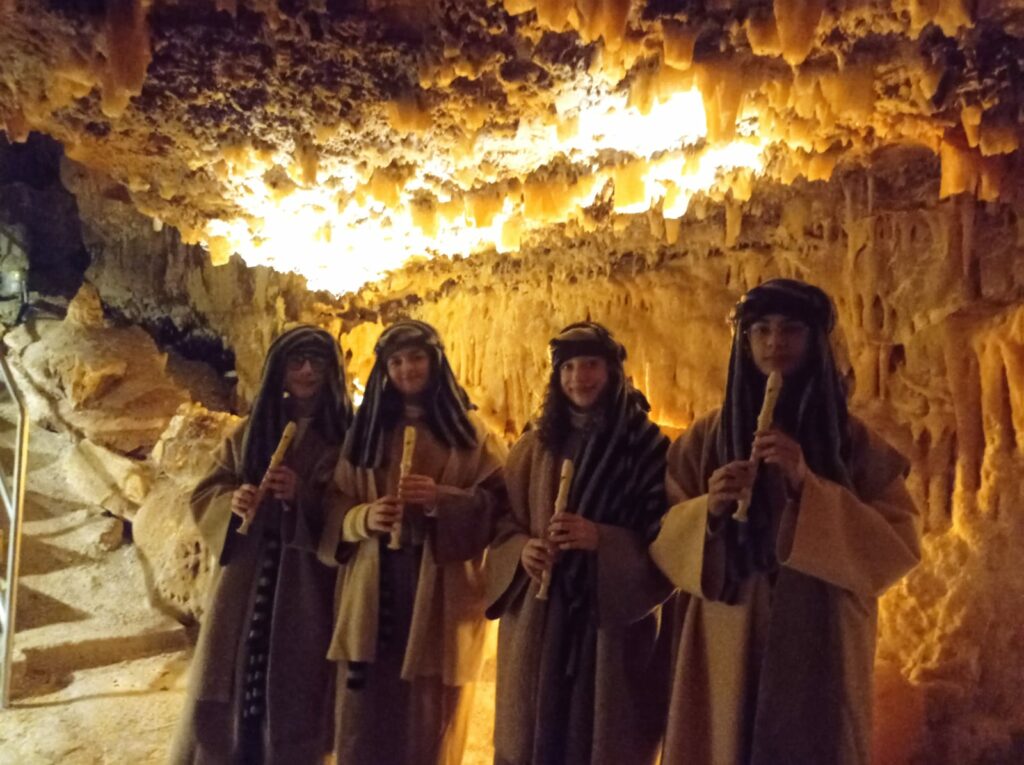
486, 429, 672, 765
169, 420, 340, 765
320, 410, 507, 765
651, 411, 921, 765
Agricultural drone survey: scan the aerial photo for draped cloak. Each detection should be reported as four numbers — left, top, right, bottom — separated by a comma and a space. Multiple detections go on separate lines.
651, 410, 921, 765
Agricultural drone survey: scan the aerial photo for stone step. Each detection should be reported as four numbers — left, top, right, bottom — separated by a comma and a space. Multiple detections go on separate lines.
8, 528, 191, 703
10, 617, 189, 702
0, 650, 190, 763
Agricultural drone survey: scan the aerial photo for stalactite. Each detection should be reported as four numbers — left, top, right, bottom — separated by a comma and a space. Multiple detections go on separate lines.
695, 62, 746, 145
725, 199, 742, 247
977, 337, 1015, 455
745, 11, 782, 57
100, 0, 152, 119
773, 0, 824, 67
999, 333, 1024, 455
661, 20, 696, 70
958, 195, 976, 293
978, 119, 1019, 157
293, 136, 319, 187
535, 0, 572, 30
944, 322, 984, 495
386, 93, 433, 133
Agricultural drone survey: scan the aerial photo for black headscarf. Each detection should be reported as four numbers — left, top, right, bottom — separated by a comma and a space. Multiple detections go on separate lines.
721, 279, 851, 480
716, 283, 909, 764
342, 319, 477, 468
240, 325, 353, 486
531, 323, 668, 751
540, 322, 669, 537
716, 278, 852, 588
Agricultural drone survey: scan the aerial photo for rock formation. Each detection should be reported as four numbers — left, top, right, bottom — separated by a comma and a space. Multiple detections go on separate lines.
2, 0, 1024, 761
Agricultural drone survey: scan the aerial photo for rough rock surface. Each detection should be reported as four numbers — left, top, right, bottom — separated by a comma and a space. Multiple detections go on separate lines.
133, 403, 240, 622
2, 1, 1024, 291
0, 133, 89, 296
4, 283, 193, 454
1, 0, 1024, 761
0, 398, 191, 765
65, 438, 152, 520
350, 165, 1022, 764
53, 145, 1024, 762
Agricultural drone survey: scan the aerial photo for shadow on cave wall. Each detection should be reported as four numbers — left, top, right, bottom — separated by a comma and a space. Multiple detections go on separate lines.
0, 133, 90, 299
0, 133, 237, 399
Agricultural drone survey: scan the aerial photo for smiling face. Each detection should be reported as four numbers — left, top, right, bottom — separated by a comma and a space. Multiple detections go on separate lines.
283, 352, 328, 401
745, 313, 811, 377
559, 355, 610, 411
386, 345, 432, 399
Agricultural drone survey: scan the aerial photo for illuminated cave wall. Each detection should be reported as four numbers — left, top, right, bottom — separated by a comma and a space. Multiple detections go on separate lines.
4, 0, 1024, 761
357, 165, 1024, 765
3, 0, 1022, 292
68, 147, 1024, 763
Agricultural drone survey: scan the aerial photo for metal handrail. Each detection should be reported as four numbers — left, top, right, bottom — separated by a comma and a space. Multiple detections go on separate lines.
0, 223, 28, 272
0, 349, 28, 709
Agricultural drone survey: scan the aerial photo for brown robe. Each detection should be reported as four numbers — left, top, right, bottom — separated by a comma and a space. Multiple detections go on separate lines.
485, 428, 672, 765
320, 409, 507, 765
169, 419, 339, 765
650, 411, 921, 765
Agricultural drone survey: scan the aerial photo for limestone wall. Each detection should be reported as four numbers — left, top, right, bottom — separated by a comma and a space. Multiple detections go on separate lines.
72, 152, 1024, 763
338, 163, 1024, 763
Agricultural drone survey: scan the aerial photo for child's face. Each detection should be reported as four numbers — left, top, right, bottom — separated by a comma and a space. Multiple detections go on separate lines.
386, 346, 432, 398
284, 352, 327, 401
746, 313, 811, 377
559, 355, 610, 410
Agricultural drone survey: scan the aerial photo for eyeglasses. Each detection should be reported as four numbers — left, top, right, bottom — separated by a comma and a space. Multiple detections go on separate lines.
285, 353, 329, 372
745, 320, 810, 343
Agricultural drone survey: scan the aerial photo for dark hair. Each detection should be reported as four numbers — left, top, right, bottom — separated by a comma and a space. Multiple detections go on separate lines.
536, 359, 622, 451
375, 345, 442, 432
241, 325, 352, 485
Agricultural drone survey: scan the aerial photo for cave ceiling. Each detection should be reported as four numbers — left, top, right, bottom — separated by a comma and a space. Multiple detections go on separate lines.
2, 0, 1024, 293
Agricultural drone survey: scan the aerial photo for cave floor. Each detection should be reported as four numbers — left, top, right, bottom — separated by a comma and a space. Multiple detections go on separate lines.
0, 404, 190, 764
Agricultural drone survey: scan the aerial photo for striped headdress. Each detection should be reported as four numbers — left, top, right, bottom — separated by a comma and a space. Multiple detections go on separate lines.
718, 278, 852, 583
546, 323, 668, 537
241, 324, 353, 486
536, 323, 668, 669
721, 278, 850, 485
342, 319, 477, 468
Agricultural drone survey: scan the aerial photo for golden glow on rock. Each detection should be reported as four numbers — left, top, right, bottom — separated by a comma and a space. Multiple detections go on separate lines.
2, 0, 1008, 300
197, 84, 766, 294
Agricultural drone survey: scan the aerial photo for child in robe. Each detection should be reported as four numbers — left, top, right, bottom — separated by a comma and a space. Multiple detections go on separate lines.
651, 279, 921, 765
